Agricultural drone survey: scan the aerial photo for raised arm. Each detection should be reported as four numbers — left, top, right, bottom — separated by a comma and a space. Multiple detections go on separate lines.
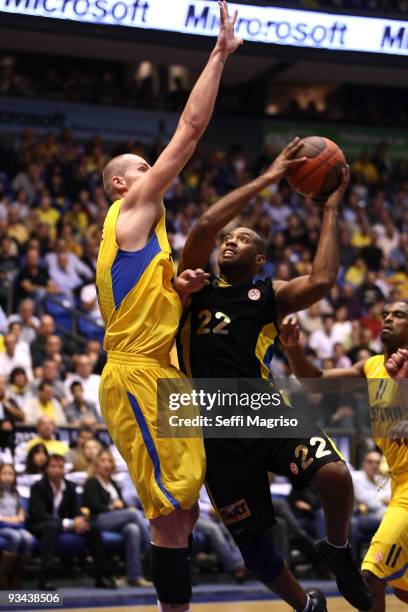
273, 165, 350, 321
179, 138, 307, 272
280, 316, 366, 383
124, 1, 242, 213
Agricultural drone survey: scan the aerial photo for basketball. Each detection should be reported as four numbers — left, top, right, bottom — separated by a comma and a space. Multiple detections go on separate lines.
287, 136, 346, 200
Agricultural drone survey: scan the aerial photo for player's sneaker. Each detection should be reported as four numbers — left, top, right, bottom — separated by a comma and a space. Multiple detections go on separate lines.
293, 589, 327, 611
307, 589, 327, 611
315, 539, 373, 610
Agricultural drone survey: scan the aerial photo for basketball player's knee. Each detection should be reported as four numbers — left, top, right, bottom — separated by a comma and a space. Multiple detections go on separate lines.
151, 544, 192, 605
393, 587, 408, 603
238, 528, 284, 584
313, 461, 352, 497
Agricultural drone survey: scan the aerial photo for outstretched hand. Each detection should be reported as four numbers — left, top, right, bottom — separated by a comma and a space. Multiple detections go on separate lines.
214, 1, 243, 60
385, 348, 408, 379
279, 316, 301, 348
175, 268, 210, 301
265, 137, 308, 183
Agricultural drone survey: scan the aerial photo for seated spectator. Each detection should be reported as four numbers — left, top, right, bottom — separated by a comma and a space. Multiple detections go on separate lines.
65, 355, 101, 416
25, 442, 49, 475
8, 321, 31, 360
0, 464, 34, 589
8, 299, 40, 345
0, 373, 25, 427
32, 360, 67, 406
48, 251, 87, 306
40, 335, 70, 379
0, 332, 33, 381
65, 381, 101, 425
26, 453, 115, 590
8, 366, 32, 410
308, 314, 336, 360
80, 283, 102, 322
81, 438, 104, 472
65, 425, 96, 472
24, 416, 70, 458
83, 449, 151, 587
24, 381, 66, 426
352, 451, 391, 521
85, 339, 106, 375
30, 314, 55, 368
289, 486, 324, 540
13, 247, 59, 307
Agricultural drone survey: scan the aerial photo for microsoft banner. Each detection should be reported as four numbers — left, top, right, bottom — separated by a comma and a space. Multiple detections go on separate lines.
0, 0, 407, 57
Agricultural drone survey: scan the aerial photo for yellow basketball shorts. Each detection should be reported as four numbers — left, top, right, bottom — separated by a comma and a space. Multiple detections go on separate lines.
362, 479, 408, 592
99, 352, 205, 520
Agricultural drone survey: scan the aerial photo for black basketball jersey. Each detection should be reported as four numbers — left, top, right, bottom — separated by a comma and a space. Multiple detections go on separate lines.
177, 276, 279, 379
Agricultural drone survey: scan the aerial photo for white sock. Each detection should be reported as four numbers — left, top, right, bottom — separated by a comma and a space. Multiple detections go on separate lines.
326, 537, 348, 549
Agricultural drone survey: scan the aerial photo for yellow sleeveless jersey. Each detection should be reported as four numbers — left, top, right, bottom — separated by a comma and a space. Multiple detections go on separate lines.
364, 354, 408, 478
96, 199, 182, 356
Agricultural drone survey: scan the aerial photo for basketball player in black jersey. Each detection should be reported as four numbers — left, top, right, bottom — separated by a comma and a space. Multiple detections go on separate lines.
177, 139, 372, 611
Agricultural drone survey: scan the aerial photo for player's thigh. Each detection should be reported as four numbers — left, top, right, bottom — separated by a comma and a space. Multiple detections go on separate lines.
267, 432, 343, 488
100, 363, 205, 516
205, 452, 274, 545
362, 504, 408, 592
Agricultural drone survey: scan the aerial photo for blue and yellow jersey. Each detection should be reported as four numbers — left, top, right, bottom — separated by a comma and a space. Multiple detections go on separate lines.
365, 355, 408, 478
96, 199, 182, 357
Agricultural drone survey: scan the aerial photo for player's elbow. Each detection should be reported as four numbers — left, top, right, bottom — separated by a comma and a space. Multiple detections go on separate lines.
178, 117, 202, 142
194, 215, 216, 238
310, 276, 335, 297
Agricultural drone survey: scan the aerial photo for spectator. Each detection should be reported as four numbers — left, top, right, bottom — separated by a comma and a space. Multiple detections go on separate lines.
25, 442, 49, 475
26, 454, 115, 590
8, 298, 40, 344
80, 283, 102, 322
308, 314, 336, 360
65, 381, 101, 426
65, 425, 95, 472
48, 251, 90, 305
355, 271, 386, 314
11, 163, 43, 204
289, 486, 324, 540
32, 359, 66, 405
41, 335, 70, 378
352, 451, 391, 521
8, 366, 31, 411
24, 416, 70, 457
0, 464, 33, 589
24, 381, 66, 426
65, 355, 101, 415
13, 248, 59, 307
0, 332, 33, 380
30, 314, 55, 368
0, 373, 24, 427
83, 449, 151, 587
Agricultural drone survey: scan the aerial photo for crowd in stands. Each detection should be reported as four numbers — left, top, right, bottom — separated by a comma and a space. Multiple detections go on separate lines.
1, 53, 407, 128
0, 124, 406, 587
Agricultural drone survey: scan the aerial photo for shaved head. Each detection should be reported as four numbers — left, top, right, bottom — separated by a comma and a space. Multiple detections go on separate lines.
102, 154, 150, 200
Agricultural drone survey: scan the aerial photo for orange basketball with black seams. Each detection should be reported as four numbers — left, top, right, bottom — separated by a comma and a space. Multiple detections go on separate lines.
287, 136, 346, 200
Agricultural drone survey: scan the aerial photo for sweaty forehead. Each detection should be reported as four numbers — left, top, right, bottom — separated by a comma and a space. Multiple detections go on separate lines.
385, 302, 408, 315
226, 227, 255, 240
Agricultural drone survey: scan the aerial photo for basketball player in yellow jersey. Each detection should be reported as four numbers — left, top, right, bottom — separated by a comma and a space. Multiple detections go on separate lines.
280, 301, 408, 611
97, 4, 242, 610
